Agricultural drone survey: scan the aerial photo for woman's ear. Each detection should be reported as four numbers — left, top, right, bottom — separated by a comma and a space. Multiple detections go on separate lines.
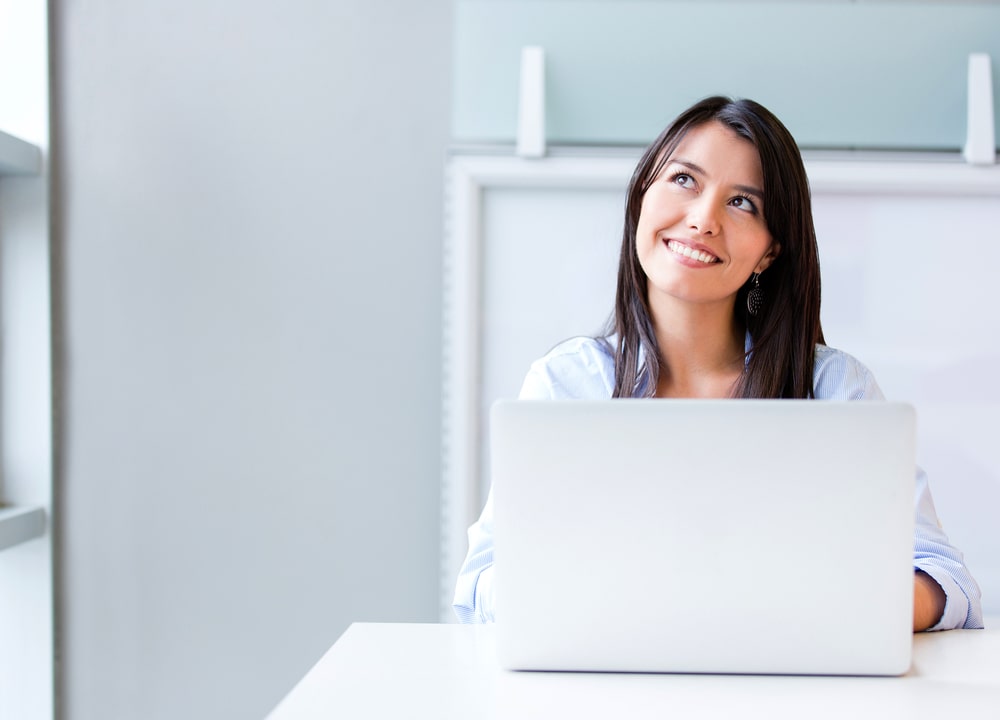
756, 242, 781, 274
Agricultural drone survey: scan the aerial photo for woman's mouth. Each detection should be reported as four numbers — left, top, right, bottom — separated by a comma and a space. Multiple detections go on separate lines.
666, 239, 720, 265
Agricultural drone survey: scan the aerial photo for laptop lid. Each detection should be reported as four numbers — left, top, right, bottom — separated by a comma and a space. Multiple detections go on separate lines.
491, 399, 916, 676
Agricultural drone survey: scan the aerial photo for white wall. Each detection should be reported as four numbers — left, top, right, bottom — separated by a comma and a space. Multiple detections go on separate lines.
52, 2, 450, 718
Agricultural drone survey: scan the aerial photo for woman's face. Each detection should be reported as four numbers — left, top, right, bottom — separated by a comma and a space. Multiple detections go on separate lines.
635, 121, 779, 313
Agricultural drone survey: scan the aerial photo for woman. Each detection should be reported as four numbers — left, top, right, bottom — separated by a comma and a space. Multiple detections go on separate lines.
453, 96, 983, 631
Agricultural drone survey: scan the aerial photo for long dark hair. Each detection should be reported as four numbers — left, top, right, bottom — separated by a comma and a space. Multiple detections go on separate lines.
609, 96, 824, 399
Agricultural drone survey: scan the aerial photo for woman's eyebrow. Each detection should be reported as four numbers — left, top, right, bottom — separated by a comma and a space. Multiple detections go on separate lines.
734, 183, 764, 201
669, 158, 764, 200
669, 158, 706, 176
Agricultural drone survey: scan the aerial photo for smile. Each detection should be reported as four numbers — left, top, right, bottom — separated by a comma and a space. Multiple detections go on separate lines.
666, 239, 720, 265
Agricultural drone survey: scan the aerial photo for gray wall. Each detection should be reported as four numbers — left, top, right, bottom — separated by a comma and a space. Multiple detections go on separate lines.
52, 2, 450, 718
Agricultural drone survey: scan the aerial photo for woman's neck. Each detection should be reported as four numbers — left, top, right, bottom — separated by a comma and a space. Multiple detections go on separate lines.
650, 298, 746, 399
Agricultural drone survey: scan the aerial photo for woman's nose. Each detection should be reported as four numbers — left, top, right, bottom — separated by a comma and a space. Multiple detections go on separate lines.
688, 195, 722, 236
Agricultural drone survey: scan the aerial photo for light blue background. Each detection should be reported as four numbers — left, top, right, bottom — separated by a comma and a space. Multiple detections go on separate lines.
454, 0, 1000, 149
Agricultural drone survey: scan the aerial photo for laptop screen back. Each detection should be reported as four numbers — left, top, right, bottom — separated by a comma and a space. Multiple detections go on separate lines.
491, 399, 915, 676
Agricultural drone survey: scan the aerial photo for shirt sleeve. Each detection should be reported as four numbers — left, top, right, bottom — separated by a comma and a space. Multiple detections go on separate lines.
816, 347, 984, 630
452, 487, 497, 623
912, 466, 984, 630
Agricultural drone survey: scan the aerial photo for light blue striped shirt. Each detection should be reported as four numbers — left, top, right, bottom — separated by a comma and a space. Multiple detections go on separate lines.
453, 336, 984, 630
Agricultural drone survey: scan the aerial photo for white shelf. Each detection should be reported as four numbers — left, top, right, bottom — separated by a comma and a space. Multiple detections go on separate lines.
803, 152, 1000, 196
0, 129, 42, 176
0, 506, 46, 552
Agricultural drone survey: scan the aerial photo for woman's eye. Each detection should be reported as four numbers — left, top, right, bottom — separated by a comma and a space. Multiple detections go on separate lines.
672, 173, 694, 189
730, 195, 758, 214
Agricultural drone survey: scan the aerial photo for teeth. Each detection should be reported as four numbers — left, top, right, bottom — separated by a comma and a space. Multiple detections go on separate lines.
668, 240, 717, 264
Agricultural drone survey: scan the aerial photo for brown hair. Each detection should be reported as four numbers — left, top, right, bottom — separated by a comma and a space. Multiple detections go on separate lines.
609, 96, 824, 398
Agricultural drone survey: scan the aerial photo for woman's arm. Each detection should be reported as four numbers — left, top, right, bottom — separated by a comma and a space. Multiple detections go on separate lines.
913, 569, 946, 632
814, 347, 984, 630
912, 467, 983, 630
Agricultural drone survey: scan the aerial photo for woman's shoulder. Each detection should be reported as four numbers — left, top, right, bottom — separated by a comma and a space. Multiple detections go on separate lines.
519, 336, 616, 399
540, 335, 615, 363
812, 344, 885, 400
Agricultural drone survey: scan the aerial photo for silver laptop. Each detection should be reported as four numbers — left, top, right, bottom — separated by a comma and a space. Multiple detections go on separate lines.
491, 399, 916, 676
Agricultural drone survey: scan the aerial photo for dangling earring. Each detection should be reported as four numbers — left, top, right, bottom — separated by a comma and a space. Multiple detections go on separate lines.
746, 272, 764, 317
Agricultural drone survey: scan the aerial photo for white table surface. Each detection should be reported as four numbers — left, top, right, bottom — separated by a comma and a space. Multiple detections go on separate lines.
267, 619, 1000, 719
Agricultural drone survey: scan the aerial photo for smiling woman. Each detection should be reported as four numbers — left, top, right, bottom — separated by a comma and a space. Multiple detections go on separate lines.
635, 122, 779, 399
614, 98, 821, 402
638, 124, 777, 300
452, 96, 984, 635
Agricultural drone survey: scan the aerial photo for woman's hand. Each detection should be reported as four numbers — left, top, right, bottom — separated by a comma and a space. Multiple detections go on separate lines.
913, 570, 946, 632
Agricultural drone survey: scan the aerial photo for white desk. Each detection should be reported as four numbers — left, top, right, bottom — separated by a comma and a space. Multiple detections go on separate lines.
268, 621, 1000, 719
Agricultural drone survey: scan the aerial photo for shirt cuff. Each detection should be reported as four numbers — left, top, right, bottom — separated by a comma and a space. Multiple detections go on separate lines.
915, 563, 968, 631
474, 565, 495, 623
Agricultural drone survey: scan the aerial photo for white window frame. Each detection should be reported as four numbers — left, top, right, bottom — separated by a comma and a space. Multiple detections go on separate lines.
0, 1, 54, 718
